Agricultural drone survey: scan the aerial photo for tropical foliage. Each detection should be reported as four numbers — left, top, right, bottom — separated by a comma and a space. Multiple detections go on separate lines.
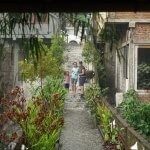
0, 78, 66, 149
119, 89, 150, 142
0, 13, 58, 62
65, 12, 127, 62
82, 40, 107, 88
30, 76, 66, 103
84, 84, 108, 115
137, 63, 150, 90
64, 13, 104, 43
97, 103, 112, 142
19, 33, 66, 85
0, 30, 66, 149
82, 40, 95, 64
50, 33, 66, 65
84, 84, 122, 149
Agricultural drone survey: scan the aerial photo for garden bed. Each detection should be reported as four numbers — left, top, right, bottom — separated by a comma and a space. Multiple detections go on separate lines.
97, 125, 105, 139
99, 97, 150, 150
84, 85, 150, 150
89, 108, 120, 150
0, 77, 67, 150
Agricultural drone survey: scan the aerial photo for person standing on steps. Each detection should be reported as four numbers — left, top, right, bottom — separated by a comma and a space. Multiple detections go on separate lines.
71, 62, 79, 97
64, 71, 70, 92
79, 61, 86, 99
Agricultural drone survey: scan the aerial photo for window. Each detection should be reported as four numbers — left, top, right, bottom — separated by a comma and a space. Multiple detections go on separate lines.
123, 45, 129, 79
137, 46, 150, 90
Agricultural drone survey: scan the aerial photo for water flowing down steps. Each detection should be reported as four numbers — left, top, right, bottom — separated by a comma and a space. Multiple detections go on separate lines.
59, 44, 104, 150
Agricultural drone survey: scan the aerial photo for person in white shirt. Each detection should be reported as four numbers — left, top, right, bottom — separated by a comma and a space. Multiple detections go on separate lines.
71, 62, 79, 96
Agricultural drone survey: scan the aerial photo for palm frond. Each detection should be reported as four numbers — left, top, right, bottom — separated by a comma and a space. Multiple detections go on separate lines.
0, 13, 58, 64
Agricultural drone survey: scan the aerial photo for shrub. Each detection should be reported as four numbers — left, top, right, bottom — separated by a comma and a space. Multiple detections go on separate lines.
84, 84, 108, 115
19, 45, 63, 83
0, 84, 66, 149
82, 40, 107, 88
82, 40, 95, 64
97, 103, 112, 142
50, 33, 66, 65
30, 76, 66, 102
19, 34, 66, 86
119, 89, 150, 141
84, 84, 121, 148
137, 63, 150, 90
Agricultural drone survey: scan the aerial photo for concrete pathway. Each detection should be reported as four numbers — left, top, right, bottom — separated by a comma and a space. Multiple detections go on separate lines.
59, 44, 104, 150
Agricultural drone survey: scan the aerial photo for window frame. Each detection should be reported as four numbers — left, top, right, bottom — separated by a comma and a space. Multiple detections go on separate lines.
135, 44, 150, 92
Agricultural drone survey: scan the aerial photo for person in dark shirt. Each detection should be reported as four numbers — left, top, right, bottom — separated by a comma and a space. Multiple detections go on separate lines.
78, 61, 86, 98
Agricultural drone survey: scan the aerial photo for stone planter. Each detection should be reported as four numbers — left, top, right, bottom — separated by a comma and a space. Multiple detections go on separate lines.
91, 114, 97, 128
94, 116, 105, 140
55, 138, 60, 150
55, 130, 62, 150
97, 125, 105, 140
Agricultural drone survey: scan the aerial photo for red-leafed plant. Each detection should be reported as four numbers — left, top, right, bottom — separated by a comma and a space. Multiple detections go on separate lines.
0, 86, 65, 149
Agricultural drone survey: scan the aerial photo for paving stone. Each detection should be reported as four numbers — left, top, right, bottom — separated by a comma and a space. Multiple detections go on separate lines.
59, 44, 104, 150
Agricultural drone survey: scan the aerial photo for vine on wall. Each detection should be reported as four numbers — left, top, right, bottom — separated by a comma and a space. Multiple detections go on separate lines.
82, 40, 107, 89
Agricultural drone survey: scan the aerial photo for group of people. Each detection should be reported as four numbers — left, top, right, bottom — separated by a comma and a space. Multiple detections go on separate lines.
64, 61, 86, 98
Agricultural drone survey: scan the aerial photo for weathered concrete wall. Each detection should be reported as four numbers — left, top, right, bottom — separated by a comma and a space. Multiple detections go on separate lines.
0, 14, 59, 96
0, 40, 15, 96
106, 13, 150, 105
104, 24, 129, 104
128, 42, 135, 89
104, 43, 116, 104
0, 13, 59, 39
0, 40, 28, 96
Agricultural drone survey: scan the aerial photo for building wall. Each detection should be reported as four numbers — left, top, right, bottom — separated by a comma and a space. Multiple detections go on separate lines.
112, 12, 150, 19
105, 13, 150, 104
104, 43, 116, 104
0, 14, 59, 97
133, 23, 150, 40
104, 23, 129, 105
0, 41, 15, 96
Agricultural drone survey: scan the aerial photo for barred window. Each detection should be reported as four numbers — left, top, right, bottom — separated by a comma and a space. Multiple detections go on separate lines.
123, 45, 129, 79
137, 46, 150, 90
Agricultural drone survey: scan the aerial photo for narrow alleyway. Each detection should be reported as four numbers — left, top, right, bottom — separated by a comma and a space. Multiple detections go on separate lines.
59, 44, 104, 150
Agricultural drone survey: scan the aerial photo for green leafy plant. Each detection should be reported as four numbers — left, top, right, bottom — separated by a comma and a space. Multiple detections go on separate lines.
97, 103, 112, 142
23, 95, 64, 149
19, 34, 65, 87
137, 63, 150, 90
119, 89, 150, 142
84, 84, 108, 115
0, 83, 66, 149
84, 84, 123, 149
82, 40, 95, 65
30, 76, 67, 103
100, 24, 126, 60
94, 48, 107, 89
0, 13, 59, 62
50, 33, 66, 65
82, 40, 107, 88
97, 103, 124, 150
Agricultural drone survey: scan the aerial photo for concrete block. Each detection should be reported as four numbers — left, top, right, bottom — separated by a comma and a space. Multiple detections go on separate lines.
115, 92, 123, 107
